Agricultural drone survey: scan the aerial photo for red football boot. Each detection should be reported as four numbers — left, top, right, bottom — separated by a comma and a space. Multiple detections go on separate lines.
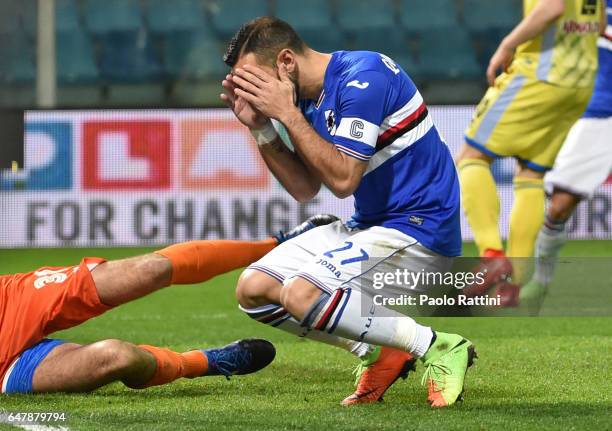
462, 249, 513, 298
341, 347, 416, 406
494, 280, 521, 307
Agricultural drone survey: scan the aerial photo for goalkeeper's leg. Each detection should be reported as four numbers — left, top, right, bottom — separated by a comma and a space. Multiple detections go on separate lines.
91, 238, 277, 306
29, 338, 274, 393
95, 214, 339, 306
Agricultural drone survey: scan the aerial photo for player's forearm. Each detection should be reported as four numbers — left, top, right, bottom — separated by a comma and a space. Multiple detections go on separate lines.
502, 0, 565, 50
280, 108, 361, 199
258, 136, 321, 203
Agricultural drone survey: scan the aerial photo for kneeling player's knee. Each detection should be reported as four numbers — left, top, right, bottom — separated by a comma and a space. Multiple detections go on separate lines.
236, 269, 279, 308
90, 339, 142, 376
279, 278, 322, 319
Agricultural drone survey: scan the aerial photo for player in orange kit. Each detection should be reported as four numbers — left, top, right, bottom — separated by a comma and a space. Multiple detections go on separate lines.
0, 215, 336, 394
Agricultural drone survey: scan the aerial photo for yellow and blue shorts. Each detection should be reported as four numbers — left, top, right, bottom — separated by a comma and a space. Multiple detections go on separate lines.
465, 71, 593, 172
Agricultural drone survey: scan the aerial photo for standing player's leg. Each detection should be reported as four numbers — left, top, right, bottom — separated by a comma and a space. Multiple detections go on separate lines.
459, 75, 586, 296
520, 189, 579, 299
236, 222, 423, 405
459, 71, 525, 259
281, 273, 475, 409
456, 146, 503, 256
238, 225, 417, 406
506, 165, 545, 282
456, 144, 515, 298
521, 117, 612, 302
506, 83, 594, 269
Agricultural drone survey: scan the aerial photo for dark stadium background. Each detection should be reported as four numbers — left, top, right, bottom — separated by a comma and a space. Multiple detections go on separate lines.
1, 0, 523, 106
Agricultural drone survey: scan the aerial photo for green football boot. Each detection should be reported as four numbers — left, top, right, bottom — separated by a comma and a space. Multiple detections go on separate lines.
421, 332, 477, 407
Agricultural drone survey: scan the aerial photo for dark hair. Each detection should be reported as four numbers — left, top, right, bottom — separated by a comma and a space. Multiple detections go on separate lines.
223, 17, 306, 67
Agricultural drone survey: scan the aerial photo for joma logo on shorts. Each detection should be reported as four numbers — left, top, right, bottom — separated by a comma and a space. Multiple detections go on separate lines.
315, 259, 342, 278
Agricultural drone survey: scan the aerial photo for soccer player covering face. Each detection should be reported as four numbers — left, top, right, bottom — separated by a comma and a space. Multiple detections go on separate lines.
222, 17, 476, 407
521, 0, 612, 305
0, 216, 333, 394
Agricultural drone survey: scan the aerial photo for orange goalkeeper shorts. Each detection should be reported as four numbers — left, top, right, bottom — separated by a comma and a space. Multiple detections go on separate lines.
0, 257, 112, 389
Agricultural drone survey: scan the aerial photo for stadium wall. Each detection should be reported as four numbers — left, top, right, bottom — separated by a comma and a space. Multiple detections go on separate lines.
1, 108, 611, 247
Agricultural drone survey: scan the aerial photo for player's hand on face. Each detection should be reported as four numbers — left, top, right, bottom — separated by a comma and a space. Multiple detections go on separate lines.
232, 64, 297, 122
486, 44, 514, 86
221, 74, 270, 129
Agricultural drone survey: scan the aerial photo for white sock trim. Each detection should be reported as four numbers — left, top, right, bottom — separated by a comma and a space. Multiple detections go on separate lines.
411, 324, 433, 358
351, 342, 373, 358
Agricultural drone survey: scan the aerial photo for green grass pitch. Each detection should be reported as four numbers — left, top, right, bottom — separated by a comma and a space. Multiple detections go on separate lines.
0, 241, 610, 430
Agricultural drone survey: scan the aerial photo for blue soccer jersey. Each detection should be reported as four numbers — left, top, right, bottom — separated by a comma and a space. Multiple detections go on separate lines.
584, 0, 612, 118
299, 51, 461, 256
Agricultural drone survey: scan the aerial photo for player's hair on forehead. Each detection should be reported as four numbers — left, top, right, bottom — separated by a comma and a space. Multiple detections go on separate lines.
223, 17, 306, 67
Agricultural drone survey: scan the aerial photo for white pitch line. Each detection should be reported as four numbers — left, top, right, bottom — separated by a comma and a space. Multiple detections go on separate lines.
16, 426, 70, 431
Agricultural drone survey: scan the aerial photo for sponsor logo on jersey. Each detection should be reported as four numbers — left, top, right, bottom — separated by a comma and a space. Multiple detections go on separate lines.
409, 215, 424, 226
562, 20, 600, 34
347, 80, 370, 89
581, 0, 598, 15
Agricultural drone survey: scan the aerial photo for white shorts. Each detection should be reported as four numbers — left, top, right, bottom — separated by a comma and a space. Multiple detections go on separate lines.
248, 220, 453, 297
545, 117, 612, 197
